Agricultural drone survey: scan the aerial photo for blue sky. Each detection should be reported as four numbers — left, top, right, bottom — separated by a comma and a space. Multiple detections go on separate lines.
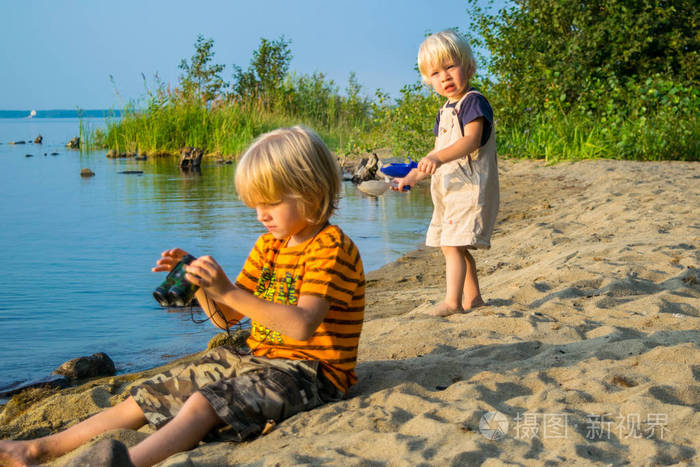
1, 0, 506, 109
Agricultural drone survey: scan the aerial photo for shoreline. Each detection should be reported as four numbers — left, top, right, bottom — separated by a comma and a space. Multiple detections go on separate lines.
0, 141, 429, 394
2, 158, 698, 465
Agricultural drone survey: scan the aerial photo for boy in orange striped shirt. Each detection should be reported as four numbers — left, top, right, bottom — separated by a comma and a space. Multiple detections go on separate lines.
0, 126, 365, 467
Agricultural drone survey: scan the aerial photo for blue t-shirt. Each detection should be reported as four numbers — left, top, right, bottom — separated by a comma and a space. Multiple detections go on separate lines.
433, 89, 493, 147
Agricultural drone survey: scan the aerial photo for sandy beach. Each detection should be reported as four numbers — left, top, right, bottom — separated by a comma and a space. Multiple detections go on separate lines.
1, 158, 698, 465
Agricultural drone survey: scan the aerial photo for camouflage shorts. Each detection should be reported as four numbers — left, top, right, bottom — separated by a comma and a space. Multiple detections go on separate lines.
130, 346, 343, 441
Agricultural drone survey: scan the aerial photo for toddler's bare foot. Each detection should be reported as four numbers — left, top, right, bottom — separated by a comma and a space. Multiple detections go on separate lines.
0, 440, 41, 467
462, 296, 485, 311
424, 302, 464, 317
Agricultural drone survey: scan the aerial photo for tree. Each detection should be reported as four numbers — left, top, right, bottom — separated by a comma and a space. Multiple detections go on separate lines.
466, 0, 699, 123
231, 36, 293, 102
178, 35, 227, 103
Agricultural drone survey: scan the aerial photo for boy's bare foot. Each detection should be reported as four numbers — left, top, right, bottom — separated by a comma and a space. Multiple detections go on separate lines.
462, 296, 485, 311
423, 301, 464, 317
0, 440, 41, 467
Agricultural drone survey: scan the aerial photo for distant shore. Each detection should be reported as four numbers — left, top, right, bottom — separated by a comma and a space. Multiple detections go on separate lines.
0, 109, 122, 119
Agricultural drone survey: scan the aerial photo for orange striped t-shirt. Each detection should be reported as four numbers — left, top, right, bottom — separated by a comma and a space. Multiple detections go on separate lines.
235, 224, 365, 393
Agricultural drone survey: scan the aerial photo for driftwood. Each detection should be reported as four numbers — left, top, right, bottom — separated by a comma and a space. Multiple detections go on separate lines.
351, 153, 380, 183
179, 147, 204, 169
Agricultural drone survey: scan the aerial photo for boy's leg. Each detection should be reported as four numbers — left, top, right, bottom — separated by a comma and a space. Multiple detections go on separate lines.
129, 391, 222, 467
462, 249, 484, 310
0, 396, 147, 466
425, 245, 467, 316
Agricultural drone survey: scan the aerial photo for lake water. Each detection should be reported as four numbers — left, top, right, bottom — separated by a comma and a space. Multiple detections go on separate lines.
0, 117, 433, 391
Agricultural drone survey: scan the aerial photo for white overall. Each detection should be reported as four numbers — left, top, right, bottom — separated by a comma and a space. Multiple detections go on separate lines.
425, 91, 500, 249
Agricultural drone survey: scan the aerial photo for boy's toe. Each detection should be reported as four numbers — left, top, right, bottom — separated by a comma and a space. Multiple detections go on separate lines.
424, 302, 462, 317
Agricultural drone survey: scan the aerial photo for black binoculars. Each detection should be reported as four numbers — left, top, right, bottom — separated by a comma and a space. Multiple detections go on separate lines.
153, 255, 199, 307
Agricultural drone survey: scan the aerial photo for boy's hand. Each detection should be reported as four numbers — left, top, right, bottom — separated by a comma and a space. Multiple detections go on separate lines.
152, 248, 189, 272
418, 154, 442, 174
185, 256, 235, 301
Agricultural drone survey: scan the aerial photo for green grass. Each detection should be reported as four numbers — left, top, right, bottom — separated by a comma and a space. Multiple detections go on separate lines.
87, 84, 699, 163
499, 110, 699, 163
89, 96, 376, 159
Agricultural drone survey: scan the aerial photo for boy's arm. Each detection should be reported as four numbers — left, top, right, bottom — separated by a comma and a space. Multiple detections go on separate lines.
187, 255, 328, 340
418, 117, 485, 174
195, 288, 245, 330
216, 288, 328, 341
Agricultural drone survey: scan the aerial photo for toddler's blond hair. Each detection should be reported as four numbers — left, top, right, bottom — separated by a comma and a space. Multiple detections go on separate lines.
235, 126, 340, 226
417, 30, 476, 85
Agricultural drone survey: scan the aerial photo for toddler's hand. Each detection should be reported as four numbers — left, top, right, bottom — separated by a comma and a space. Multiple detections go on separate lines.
391, 168, 422, 192
418, 155, 442, 174
390, 179, 411, 191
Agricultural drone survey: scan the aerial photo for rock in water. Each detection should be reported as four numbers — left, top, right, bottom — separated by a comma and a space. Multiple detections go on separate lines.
54, 352, 115, 380
358, 180, 390, 197
66, 137, 80, 149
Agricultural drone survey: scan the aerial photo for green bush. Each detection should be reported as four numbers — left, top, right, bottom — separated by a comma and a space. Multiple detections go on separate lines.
368, 83, 442, 161
500, 76, 699, 161
466, 0, 699, 161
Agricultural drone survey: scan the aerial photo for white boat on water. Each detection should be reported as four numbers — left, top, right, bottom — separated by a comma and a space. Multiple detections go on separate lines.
27, 110, 36, 119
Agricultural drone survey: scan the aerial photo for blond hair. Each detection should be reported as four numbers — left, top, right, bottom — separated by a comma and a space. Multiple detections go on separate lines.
417, 30, 476, 84
235, 126, 340, 225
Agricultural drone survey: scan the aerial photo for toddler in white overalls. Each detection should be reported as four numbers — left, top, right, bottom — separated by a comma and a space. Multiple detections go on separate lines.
394, 30, 499, 316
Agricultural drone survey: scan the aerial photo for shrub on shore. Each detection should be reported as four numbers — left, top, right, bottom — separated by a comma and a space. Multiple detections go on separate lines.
466, 0, 699, 162
91, 36, 377, 159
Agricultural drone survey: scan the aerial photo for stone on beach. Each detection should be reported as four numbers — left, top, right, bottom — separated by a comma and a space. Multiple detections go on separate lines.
358, 179, 390, 197
0, 374, 69, 399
